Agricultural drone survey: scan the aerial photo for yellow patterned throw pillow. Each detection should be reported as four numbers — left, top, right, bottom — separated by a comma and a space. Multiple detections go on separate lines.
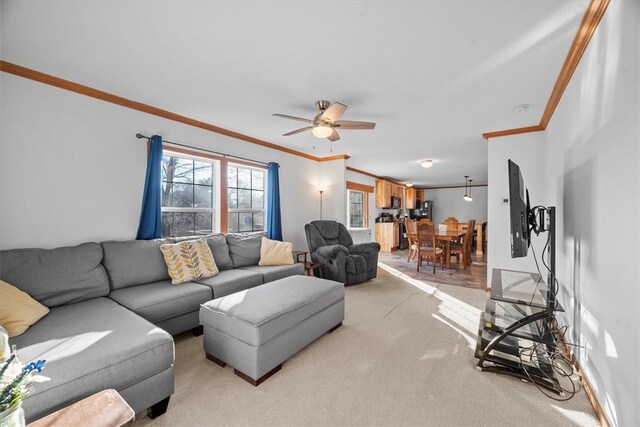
160, 239, 219, 284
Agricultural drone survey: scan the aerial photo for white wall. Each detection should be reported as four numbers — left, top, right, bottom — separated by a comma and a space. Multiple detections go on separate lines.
0, 74, 321, 251
487, 132, 546, 279
422, 186, 487, 226
488, 2, 639, 425
318, 160, 346, 224
540, 2, 639, 425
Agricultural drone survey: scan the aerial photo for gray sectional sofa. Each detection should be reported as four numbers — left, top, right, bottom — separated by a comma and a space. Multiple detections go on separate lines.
1, 232, 304, 423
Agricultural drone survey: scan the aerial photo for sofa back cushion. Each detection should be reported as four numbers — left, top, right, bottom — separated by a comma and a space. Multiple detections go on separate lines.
226, 232, 265, 268
173, 234, 233, 271
0, 242, 110, 307
101, 239, 171, 290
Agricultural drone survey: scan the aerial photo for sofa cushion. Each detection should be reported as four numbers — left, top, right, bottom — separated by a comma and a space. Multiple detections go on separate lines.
0, 242, 110, 307
101, 239, 171, 290
160, 239, 219, 285
226, 232, 265, 268
0, 279, 50, 337
200, 276, 345, 346
174, 234, 233, 271
238, 263, 304, 283
9, 297, 174, 422
194, 269, 263, 299
108, 280, 212, 324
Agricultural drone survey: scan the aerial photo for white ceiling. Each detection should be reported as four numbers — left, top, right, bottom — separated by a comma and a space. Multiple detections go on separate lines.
1, 1, 587, 186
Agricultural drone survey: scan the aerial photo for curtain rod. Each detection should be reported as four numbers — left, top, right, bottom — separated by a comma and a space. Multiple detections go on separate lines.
136, 133, 270, 166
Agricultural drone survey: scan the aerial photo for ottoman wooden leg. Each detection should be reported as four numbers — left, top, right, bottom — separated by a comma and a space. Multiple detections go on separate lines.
234, 364, 283, 387
328, 322, 342, 333
205, 352, 226, 367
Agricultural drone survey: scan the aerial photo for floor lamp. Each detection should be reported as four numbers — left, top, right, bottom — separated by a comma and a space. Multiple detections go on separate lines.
319, 190, 324, 219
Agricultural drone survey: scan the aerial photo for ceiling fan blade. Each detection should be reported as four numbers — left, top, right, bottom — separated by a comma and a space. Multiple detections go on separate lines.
333, 120, 376, 130
272, 113, 313, 124
327, 129, 341, 142
282, 126, 313, 136
321, 102, 348, 123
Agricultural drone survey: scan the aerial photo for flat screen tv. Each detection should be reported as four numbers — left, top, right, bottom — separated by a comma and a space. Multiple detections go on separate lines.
508, 159, 531, 258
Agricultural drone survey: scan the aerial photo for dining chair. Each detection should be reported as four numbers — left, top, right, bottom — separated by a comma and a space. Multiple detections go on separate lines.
416, 222, 443, 274
418, 218, 433, 226
444, 217, 459, 231
404, 218, 418, 262
450, 219, 475, 268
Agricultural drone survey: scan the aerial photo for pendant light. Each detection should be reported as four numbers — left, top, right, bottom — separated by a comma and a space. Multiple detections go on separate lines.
463, 176, 469, 200
464, 178, 473, 202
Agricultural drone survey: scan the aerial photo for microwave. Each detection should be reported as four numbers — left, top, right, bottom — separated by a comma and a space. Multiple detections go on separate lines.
391, 196, 401, 209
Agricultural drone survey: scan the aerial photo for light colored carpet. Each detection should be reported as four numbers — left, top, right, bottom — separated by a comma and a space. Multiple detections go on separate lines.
134, 264, 598, 427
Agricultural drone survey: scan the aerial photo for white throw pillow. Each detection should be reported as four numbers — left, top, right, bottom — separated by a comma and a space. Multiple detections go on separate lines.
258, 237, 294, 266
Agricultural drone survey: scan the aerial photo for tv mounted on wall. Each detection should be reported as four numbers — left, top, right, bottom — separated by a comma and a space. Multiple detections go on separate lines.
508, 159, 532, 258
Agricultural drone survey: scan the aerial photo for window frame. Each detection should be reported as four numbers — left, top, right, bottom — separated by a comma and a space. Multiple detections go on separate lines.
347, 189, 369, 228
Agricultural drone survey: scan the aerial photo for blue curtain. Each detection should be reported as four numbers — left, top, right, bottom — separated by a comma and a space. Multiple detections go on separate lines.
266, 162, 283, 241
136, 135, 163, 239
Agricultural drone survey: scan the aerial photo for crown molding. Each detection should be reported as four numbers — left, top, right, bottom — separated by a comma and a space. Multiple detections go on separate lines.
482, 0, 611, 140
0, 60, 345, 163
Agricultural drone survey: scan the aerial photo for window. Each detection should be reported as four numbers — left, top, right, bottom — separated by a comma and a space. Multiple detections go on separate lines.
348, 190, 367, 228
161, 153, 217, 237
227, 164, 266, 233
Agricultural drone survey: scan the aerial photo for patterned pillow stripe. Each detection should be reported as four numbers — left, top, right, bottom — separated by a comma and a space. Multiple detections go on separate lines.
160, 239, 219, 284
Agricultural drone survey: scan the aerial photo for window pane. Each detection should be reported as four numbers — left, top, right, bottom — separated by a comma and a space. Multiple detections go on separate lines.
228, 189, 238, 209
161, 182, 172, 207
162, 156, 171, 182
162, 212, 173, 237
171, 183, 194, 208
253, 212, 264, 231
194, 185, 212, 208
350, 216, 363, 228
172, 158, 194, 183
237, 168, 251, 189
173, 212, 195, 236
228, 167, 238, 188
354, 192, 363, 203
252, 190, 264, 209
228, 212, 239, 233
194, 161, 213, 185
195, 212, 213, 234
238, 189, 252, 209
252, 170, 264, 190
239, 212, 253, 232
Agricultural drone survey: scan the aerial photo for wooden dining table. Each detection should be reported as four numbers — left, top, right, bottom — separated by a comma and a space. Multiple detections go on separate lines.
406, 229, 466, 269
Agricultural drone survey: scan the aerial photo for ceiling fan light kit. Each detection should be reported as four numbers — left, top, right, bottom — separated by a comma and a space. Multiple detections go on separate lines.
273, 100, 376, 144
421, 159, 433, 168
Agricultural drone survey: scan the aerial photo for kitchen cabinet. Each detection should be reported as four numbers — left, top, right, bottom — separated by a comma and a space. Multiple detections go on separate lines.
405, 187, 416, 209
375, 179, 393, 208
374, 222, 399, 252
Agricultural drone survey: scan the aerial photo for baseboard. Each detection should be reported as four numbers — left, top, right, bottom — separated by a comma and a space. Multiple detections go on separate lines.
552, 320, 611, 427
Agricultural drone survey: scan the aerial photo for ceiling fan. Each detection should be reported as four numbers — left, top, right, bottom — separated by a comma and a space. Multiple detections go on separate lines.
273, 100, 376, 142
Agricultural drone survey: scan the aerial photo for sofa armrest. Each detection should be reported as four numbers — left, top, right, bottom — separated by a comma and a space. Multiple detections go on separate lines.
349, 242, 381, 254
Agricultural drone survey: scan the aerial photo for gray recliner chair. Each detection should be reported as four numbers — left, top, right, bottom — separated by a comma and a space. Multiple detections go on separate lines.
305, 220, 381, 285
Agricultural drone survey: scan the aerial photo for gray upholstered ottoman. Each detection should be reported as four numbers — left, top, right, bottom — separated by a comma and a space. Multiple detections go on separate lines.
199, 275, 345, 385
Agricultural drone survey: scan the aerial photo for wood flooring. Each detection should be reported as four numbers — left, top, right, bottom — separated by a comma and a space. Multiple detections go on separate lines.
378, 249, 487, 290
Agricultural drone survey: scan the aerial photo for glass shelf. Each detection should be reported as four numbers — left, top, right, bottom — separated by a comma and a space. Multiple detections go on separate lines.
490, 269, 563, 311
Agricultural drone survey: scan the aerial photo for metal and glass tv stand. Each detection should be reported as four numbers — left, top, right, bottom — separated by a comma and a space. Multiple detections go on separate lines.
474, 268, 564, 394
